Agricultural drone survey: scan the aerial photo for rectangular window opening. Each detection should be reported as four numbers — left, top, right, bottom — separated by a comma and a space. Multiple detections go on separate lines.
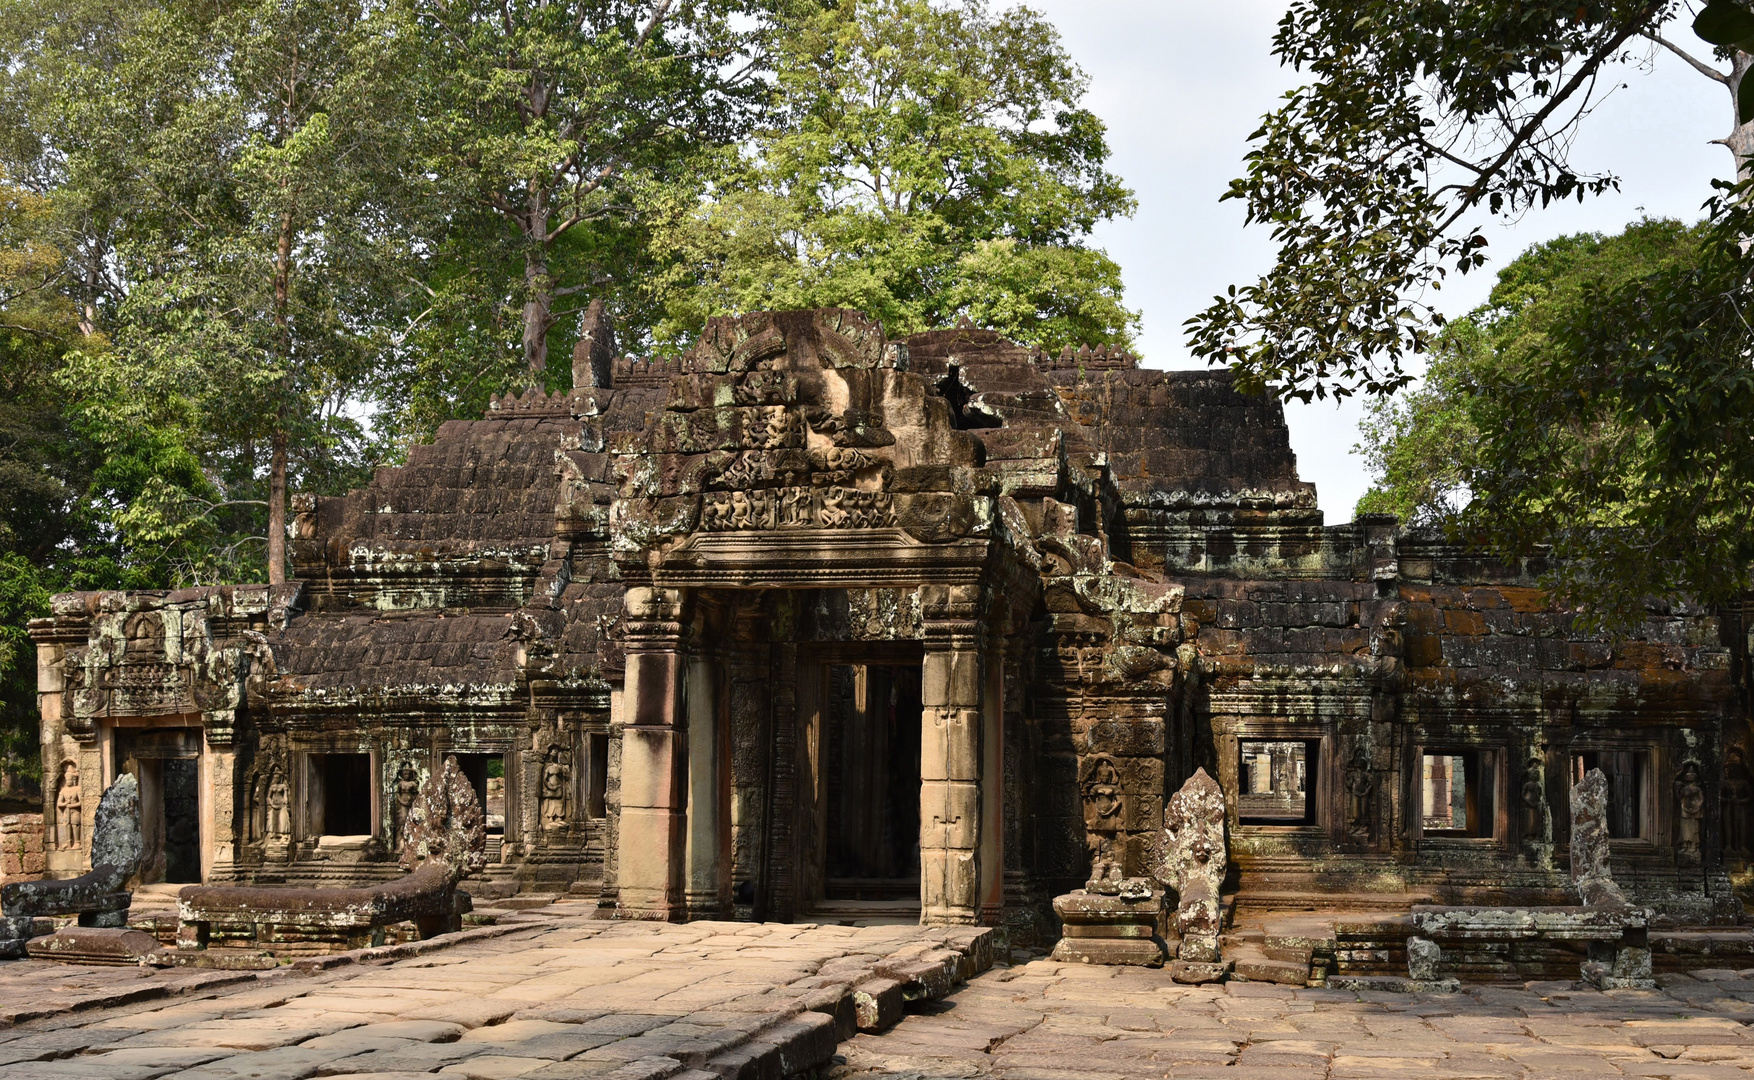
317, 753, 372, 837
1573, 751, 1649, 840
1238, 739, 1318, 826
1422, 751, 1494, 837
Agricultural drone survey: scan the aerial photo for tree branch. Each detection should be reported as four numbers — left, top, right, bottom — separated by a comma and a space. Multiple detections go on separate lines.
638, 0, 675, 47
1643, 31, 1729, 84
1437, 10, 1662, 236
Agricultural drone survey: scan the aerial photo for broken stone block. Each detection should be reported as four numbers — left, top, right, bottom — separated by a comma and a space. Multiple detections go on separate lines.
1050, 886, 1167, 967
25, 926, 160, 965
1169, 958, 1231, 984
852, 977, 903, 1032
1231, 950, 1308, 986
1406, 935, 1442, 981
177, 761, 484, 957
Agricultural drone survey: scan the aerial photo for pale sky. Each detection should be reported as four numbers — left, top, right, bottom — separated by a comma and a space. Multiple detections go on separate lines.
1030, 1, 1735, 522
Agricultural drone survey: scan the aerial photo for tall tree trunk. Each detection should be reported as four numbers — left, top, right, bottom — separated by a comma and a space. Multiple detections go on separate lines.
268, 431, 287, 586
1730, 52, 1754, 182
522, 190, 553, 381
270, 206, 294, 585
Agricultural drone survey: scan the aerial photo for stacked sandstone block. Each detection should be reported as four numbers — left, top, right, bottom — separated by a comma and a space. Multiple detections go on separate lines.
0, 814, 44, 886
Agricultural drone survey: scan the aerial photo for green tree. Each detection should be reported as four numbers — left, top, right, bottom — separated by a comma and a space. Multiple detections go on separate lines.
1463, 210, 1754, 626
649, 0, 1138, 354
0, 173, 160, 792
1190, 0, 1754, 623
5, 0, 420, 584
1354, 220, 1707, 527
1351, 214, 1754, 628
1186, 0, 1754, 401
397, 0, 766, 391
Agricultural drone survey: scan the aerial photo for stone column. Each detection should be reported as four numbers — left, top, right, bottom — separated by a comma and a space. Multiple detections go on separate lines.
920, 584, 985, 925
617, 586, 689, 920
683, 640, 731, 919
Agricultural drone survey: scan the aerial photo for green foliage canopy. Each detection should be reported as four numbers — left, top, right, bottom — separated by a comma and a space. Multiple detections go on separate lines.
1354, 214, 1754, 629
1186, 0, 1679, 401
650, 0, 1139, 354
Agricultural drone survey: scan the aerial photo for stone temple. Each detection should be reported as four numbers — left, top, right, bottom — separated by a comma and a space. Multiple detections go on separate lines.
23, 309, 1751, 948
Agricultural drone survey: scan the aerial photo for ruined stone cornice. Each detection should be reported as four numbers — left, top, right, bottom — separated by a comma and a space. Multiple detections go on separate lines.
27, 616, 88, 645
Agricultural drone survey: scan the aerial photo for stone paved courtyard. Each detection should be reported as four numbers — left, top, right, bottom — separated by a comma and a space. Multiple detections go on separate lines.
835, 960, 1754, 1080
7, 910, 1754, 1079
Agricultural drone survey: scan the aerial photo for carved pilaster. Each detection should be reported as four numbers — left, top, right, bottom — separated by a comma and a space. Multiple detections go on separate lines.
920, 584, 986, 925
615, 586, 689, 921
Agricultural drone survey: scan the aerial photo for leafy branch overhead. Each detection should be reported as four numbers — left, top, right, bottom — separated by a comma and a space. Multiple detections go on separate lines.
1186, 0, 1754, 403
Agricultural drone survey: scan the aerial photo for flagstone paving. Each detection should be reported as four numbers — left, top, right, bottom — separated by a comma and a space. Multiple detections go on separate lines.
0, 905, 989, 1080
832, 961, 1754, 1080
14, 911, 1754, 1079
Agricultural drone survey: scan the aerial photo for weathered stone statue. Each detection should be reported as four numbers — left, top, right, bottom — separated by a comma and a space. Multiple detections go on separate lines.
540, 745, 571, 830
1520, 760, 1546, 843
1677, 761, 1705, 864
401, 754, 488, 880
1085, 835, 1123, 895
390, 762, 419, 846
3, 773, 143, 927
1156, 768, 1227, 966
54, 762, 82, 851
1571, 768, 1628, 907
1079, 754, 1126, 894
265, 770, 291, 839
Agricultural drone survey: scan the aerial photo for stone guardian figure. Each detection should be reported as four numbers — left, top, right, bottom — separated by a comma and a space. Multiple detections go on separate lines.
1343, 748, 1374, 837
391, 762, 420, 846
540, 745, 571, 830
54, 762, 82, 851
266, 770, 291, 839
1155, 768, 1227, 964
1677, 761, 1705, 864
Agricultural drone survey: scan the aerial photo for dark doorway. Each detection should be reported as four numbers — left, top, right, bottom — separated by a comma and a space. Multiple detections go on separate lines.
320, 753, 372, 835
113, 727, 202, 884
823, 664, 922, 900
162, 757, 201, 883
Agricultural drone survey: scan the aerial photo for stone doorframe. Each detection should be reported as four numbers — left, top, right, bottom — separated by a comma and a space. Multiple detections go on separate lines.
615, 580, 1020, 927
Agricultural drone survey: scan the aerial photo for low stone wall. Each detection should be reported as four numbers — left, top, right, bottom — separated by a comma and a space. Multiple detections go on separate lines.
0, 814, 44, 887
